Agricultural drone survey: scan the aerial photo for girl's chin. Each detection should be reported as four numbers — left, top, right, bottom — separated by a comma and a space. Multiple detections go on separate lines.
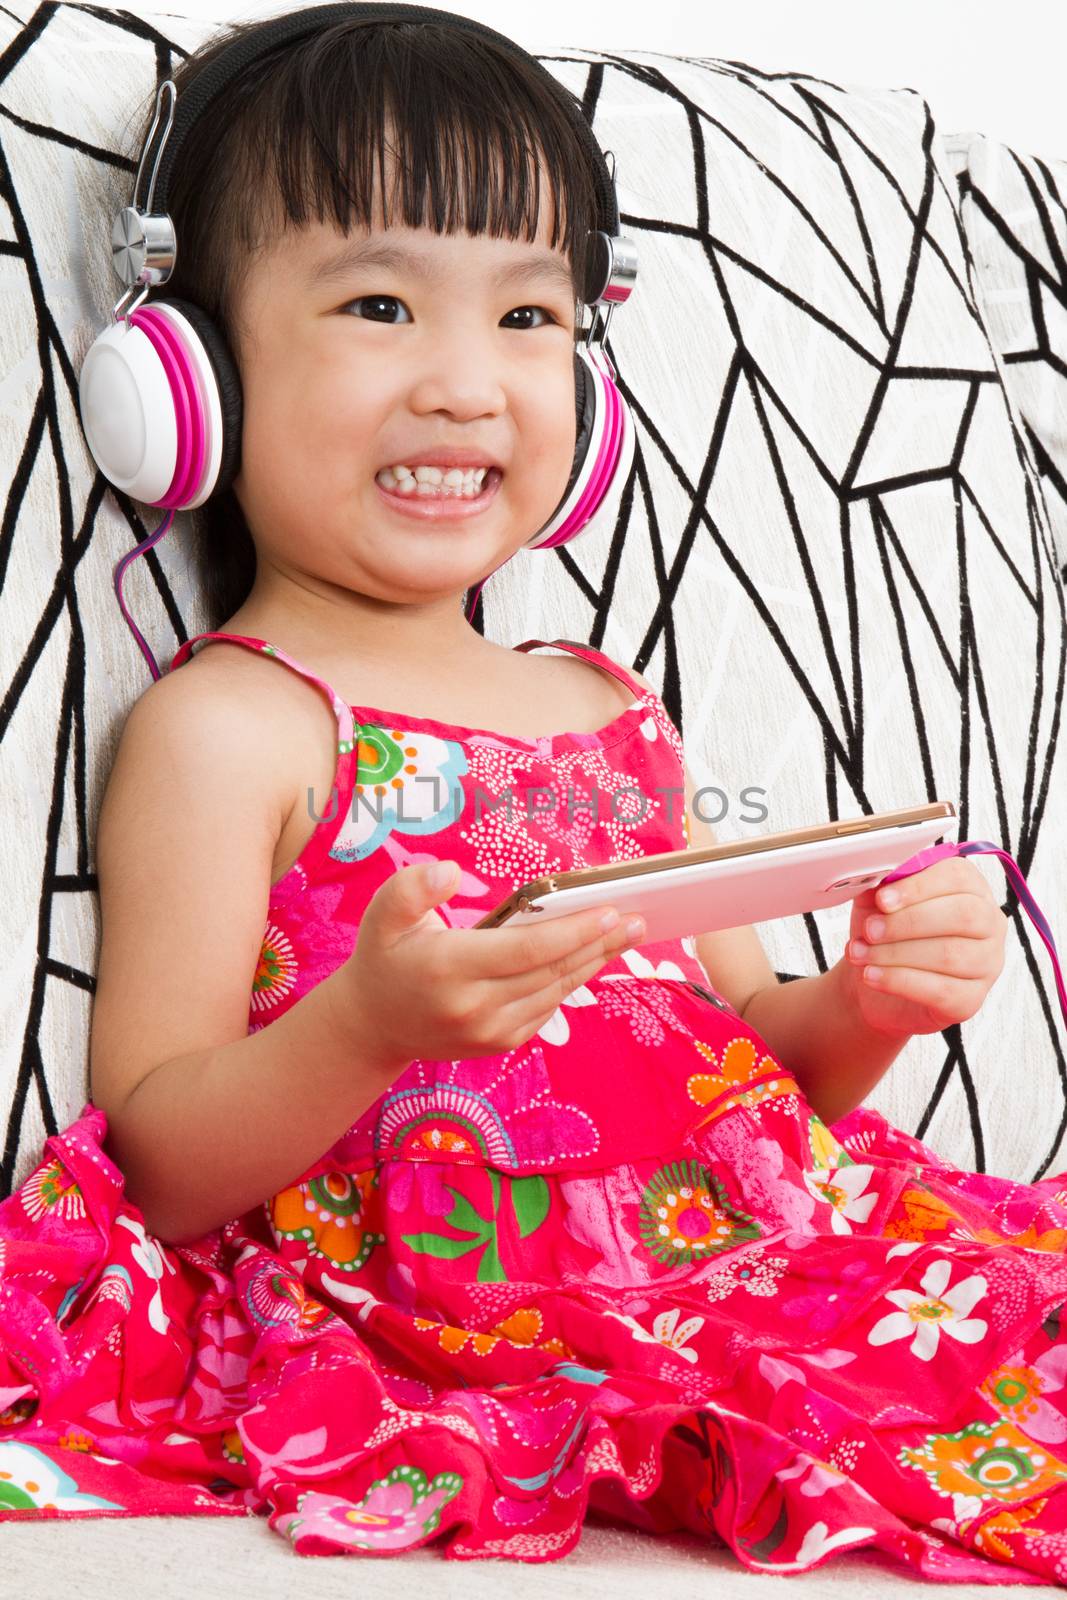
354, 540, 507, 599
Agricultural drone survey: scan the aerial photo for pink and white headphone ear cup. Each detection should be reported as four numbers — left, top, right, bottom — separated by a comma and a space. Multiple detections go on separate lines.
78, 316, 179, 502
77, 297, 242, 509
524, 340, 635, 551
152, 299, 243, 508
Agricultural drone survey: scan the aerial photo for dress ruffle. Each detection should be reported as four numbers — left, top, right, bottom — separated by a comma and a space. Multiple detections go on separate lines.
5, 1022, 1067, 1582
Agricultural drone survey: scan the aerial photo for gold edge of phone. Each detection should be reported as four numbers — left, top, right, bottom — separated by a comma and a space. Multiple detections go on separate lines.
474, 800, 957, 931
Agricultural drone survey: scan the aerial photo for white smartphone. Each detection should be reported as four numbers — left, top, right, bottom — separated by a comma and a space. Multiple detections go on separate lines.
474, 801, 958, 943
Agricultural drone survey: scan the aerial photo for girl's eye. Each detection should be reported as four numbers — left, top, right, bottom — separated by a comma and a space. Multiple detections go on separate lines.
340, 295, 558, 329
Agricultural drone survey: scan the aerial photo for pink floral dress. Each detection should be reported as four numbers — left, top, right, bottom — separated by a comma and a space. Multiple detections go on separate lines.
3, 631, 1067, 1582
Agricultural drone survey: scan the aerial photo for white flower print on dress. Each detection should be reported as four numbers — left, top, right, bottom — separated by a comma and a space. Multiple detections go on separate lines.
115, 1213, 177, 1337
536, 947, 693, 1050
329, 730, 468, 863
792, 1521, 880, 1567
867, 1258, 988, 1361
804, 1163, 878, 1234
777, 1454, 856, 1499
604, 1306, 705, 1363
704, 1251, 791, 1303
536, 983, 598, 1047
602, 946, 688, 982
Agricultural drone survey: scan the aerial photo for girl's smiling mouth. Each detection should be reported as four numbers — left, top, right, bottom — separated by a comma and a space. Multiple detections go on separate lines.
374, 466, 504, 521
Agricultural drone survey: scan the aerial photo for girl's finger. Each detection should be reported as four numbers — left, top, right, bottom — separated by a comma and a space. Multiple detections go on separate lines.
499, 916, 641, 1003
472, 905, 639, 979
503, 934, 638, 1020
851, 934, 994, 982
861, 962, 987, 1023
860, 891, 994, 949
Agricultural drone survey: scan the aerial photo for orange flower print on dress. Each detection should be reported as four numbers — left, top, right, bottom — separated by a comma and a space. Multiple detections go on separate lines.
969, 1219, 1067, 1253
412, 1306, 573, 1360
963, 1497, 1049, 1563
883, 1185, 967, 1244
270, 1169, 385, 1272
900, 1420, 1067, 1522
685, 1034, 802, 1131
403, 1126, 480, 1159
56, 1430, 94, 1452
982, 1361, 1045, 1427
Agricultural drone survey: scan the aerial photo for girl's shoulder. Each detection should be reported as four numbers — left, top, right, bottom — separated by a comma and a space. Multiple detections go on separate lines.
119, 639, 319, 851
162, 629, 338, 733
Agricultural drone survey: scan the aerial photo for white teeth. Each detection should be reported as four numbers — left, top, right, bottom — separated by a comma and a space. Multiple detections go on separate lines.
376, 463, 493, 499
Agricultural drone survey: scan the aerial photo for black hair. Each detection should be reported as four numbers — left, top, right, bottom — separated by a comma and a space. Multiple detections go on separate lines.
127, 11, 599, 628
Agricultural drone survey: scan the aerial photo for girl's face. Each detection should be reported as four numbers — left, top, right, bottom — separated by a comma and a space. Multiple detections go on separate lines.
229, 167, 580, 617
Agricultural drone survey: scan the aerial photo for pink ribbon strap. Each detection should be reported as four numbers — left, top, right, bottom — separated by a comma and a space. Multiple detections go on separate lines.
880, 840, 1066, 1038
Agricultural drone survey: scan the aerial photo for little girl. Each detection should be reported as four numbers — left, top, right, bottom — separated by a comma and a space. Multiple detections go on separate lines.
4, 6, 1067, 1584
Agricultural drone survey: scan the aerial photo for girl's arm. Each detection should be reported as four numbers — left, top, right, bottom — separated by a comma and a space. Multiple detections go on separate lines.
631, 669, 909, 1124
90, 673, 398, 1246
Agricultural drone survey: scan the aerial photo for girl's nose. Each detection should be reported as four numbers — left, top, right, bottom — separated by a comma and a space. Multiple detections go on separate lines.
409, 342, 507, 413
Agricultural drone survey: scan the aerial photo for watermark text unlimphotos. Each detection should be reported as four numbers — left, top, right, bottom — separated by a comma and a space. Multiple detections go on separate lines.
306, 777, 768, 827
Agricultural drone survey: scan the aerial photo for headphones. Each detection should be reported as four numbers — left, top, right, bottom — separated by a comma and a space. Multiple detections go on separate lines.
77, 2, 638, 664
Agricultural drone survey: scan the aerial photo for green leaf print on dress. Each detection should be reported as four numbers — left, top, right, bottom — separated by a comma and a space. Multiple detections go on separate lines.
403, 1169, 552, 1283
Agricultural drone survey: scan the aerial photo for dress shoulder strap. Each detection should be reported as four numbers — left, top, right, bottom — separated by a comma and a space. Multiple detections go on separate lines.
168, 631, 357, 747
514, 636, 646, 700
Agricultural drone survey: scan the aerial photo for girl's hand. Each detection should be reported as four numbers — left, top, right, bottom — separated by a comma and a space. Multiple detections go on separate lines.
340, 860, 645, 1072
842, 857, 1009, 1037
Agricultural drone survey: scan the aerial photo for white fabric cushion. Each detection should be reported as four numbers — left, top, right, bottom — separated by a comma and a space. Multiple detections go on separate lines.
13, 1505, 1058, 1597
947, 130, 1067, 571
0, 2, 1064, 1199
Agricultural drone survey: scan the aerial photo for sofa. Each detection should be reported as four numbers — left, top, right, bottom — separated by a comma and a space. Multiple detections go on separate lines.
1, 1, 1066, 1590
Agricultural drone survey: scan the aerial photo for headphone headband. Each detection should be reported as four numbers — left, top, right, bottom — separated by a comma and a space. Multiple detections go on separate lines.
141, 3, 620, 242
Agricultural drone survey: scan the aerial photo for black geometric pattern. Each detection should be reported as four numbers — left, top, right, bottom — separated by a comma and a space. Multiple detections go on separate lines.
0, 4, 1064, 1195
946, 132, 1067, 577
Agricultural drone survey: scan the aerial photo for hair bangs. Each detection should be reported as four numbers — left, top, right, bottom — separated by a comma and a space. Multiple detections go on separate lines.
268, 27, 590, 281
